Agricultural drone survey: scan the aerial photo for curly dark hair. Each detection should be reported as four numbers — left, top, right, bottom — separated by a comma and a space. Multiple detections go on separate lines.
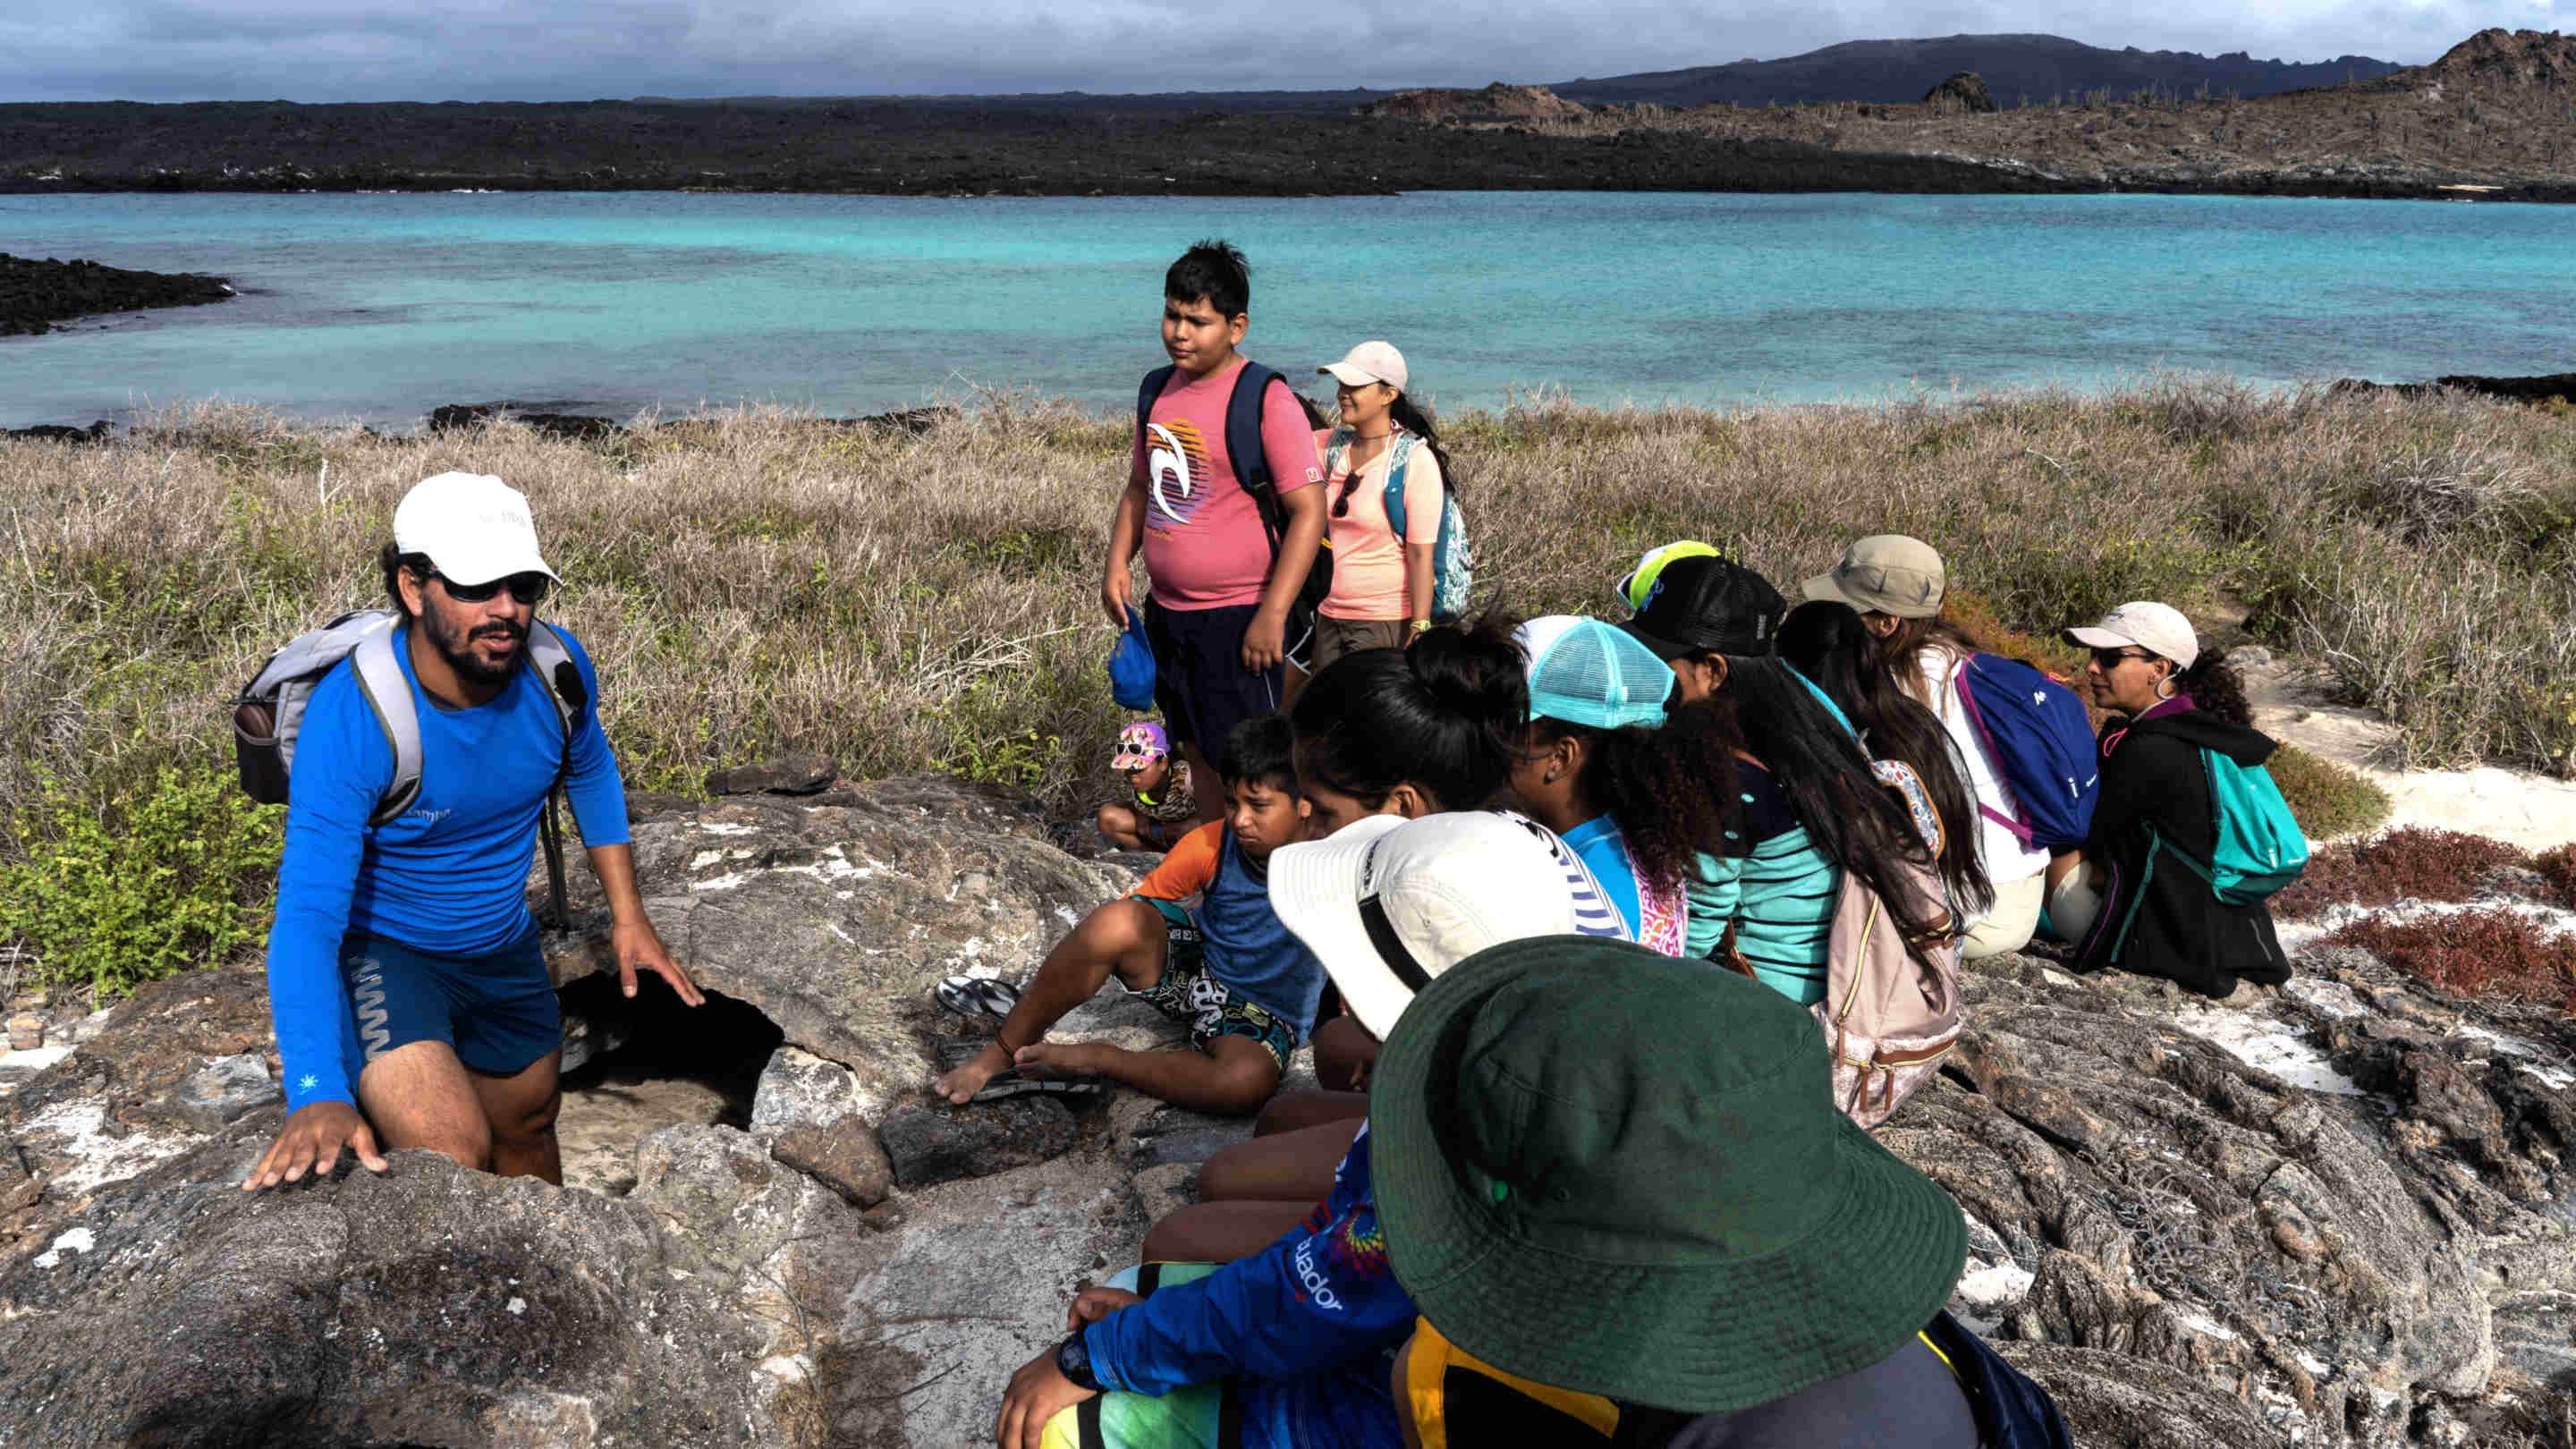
2175, 651, 2253, 727
378, 542, 432, 619
1526, 703, 1746, 893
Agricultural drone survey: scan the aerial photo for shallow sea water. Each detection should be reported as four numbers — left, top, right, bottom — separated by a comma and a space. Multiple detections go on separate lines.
4, 190, 2574, 428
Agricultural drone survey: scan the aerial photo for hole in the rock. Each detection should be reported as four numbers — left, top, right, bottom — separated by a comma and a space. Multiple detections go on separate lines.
554, 979, 784, 1199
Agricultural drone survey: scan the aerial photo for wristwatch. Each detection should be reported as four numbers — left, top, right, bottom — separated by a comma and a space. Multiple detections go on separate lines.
1055, 1331, 1103, 1392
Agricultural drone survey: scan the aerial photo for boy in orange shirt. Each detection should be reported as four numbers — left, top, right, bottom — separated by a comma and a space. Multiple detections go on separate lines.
935, 714, 1321, 1114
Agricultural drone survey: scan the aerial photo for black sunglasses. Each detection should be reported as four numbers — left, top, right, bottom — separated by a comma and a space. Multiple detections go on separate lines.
434, 570, 551, 606
2089, 647, 2154, 668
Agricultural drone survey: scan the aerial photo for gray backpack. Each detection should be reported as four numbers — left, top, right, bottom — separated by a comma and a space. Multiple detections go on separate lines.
232, 608, 586, 927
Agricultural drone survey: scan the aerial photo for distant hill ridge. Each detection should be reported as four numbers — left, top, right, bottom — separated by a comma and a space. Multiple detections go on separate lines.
1548, 33, 2403, 108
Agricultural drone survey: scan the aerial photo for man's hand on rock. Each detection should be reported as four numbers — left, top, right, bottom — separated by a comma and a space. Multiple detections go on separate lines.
242, 1100, 388, 1191
997, 1344, 1096, 1449
613, 918, 704, 1007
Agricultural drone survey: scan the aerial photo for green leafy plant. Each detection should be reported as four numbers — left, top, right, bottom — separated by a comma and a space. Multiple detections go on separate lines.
2265, 745, 2392, 843
1, 764, 284, 999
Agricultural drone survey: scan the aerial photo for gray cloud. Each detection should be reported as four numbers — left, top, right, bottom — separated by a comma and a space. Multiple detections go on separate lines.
2, 0, 2565, 102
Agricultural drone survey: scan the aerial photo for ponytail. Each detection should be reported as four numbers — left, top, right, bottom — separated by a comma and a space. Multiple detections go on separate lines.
1708, 656, 1962, 962
1388, 393, 1458, 493
1778, 601, 1993, 919
1291, 616, 1525, 809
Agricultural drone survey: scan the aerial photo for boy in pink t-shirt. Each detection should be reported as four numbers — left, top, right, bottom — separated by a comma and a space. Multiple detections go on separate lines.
1101, 241, 1326, 815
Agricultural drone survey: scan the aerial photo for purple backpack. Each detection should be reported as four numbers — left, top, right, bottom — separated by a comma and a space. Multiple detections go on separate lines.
1952, 653, 2098, 852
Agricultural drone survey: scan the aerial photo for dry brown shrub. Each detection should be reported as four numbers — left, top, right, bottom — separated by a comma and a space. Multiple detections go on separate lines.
2275, 826, 2530, 919
1, 376, 2567, 871
2323, 907, 2576, 1015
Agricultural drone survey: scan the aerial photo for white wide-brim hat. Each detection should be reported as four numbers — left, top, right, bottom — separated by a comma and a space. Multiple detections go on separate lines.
1269, 809, 1624, 1042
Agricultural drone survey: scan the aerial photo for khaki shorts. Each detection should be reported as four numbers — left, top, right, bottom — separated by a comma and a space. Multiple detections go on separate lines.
1309, 615, 1411, 674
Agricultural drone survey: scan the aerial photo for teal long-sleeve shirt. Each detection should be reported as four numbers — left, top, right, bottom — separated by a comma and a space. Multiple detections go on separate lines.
1686, 758, 1838, 1005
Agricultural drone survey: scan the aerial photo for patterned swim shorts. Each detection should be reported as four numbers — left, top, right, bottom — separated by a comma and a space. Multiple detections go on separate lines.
1134, 897, 1300, 1073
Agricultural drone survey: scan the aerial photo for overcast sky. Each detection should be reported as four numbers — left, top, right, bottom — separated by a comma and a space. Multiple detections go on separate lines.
4, 0, 2565, 104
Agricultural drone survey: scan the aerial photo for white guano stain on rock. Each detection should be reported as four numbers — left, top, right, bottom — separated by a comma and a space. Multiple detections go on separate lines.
2168, 1004, 2368, 1097
31, 1226, 95, 1268
21, 1098, 204, 1195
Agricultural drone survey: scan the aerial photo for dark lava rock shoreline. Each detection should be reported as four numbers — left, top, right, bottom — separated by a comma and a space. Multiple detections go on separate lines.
8, 103, 2572, 203
1, 253, 233, 337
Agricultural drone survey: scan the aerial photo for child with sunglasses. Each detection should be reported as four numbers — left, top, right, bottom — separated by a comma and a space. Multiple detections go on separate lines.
1309, 343, 1452, 674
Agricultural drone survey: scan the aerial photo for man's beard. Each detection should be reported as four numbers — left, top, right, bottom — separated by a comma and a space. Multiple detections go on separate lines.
424, 602, 525, 688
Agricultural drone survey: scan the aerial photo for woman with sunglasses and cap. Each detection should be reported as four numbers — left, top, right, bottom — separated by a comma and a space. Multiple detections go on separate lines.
2050, 602, 2292, 996
1307, 342, 1453, 674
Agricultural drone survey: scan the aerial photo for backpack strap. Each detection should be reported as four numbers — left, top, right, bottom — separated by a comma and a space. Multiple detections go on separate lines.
1221, 361, 1290, 540
1135, 365, 1178, 464
1322, 425, 1353, 477
525, 623, 582, 741
348, 630, 423, 828
1381, 432, 1420, 539
1953, 657, 2040, 847
522, 622, 585, 932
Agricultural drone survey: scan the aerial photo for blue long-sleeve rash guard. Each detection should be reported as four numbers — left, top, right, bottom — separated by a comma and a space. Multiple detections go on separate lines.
1085, 1123, 1409, 1449
266, 623, 628, 1112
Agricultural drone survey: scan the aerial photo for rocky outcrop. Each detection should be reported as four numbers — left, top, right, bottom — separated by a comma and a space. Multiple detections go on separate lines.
1922, 71, 2000, 113
1360, 81, 1589, 122
428, 401, 623, 439
5, 775, 2572, 1446
2332, 371, 2576, 405
0, 253, 233, 337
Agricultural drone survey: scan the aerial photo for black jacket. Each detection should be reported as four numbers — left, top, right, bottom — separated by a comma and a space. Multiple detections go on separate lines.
2071, 704, 2292, 996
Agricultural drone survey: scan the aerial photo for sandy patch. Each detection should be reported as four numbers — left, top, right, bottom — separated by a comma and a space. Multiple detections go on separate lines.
2249, 664, 2576, 853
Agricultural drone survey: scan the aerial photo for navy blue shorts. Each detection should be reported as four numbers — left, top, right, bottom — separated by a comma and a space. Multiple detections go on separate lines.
338, 923, 561, 1081
1144, 597, 1287, 752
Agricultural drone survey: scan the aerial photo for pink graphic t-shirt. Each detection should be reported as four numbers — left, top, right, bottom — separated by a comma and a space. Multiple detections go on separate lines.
1128, 359, 1324, 611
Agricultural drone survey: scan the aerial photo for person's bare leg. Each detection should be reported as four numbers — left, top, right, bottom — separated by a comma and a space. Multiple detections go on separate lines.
1253, 1091, 1370, 1138
1311, 1017, 1380, 1093
1018, 1033, 1281, 1114
472, 1049, 564, 1184
934, 898, 1168, 1105
1202, 1115, 1365, 1202
1097, 803, 1148, 852
356, 1040, 493, 1172
1175, 741, 1222, 825
2044, 849, 2083, 896
1142, 1199, 1317, 1265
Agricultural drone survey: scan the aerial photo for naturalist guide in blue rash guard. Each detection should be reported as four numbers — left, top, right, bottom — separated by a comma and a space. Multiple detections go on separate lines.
266, 623, 627, 1113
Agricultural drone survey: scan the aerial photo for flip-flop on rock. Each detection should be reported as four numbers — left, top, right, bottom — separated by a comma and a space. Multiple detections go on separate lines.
965, 1069, 1108, 1106
934, 974, 1021, 1020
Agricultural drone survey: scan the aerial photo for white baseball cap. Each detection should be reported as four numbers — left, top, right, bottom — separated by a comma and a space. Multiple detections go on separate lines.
392, 472, 558, 588
1318, 341, 1409, 394
2066, 601, 2199, 670
1268, 809, 1628, 1042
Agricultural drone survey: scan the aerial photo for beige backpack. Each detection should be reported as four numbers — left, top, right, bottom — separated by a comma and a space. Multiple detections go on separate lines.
1810, 857, 1964, 1128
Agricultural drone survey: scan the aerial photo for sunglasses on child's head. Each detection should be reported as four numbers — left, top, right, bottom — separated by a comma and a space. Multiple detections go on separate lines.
436, 571, 551, 606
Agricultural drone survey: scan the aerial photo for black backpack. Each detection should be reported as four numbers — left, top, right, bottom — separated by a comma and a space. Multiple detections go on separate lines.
1134, 361, 1334, 631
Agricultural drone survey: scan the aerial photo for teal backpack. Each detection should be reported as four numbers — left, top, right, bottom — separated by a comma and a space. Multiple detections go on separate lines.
1324, 428, 1474, 622
2161, 750, 2309, 905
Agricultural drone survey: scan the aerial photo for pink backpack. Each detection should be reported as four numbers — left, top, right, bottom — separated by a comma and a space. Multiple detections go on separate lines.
1812, 855, 1964, 1128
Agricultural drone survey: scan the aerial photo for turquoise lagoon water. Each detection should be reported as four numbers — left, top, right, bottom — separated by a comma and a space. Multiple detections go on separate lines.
4, 191, 2574, 428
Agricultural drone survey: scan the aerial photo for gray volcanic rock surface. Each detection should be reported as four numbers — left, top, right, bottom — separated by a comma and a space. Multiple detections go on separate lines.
4, 775, 2572, 1446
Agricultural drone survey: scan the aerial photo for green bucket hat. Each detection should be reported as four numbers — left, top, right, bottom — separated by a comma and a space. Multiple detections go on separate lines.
1371, 936, 1968, 1415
